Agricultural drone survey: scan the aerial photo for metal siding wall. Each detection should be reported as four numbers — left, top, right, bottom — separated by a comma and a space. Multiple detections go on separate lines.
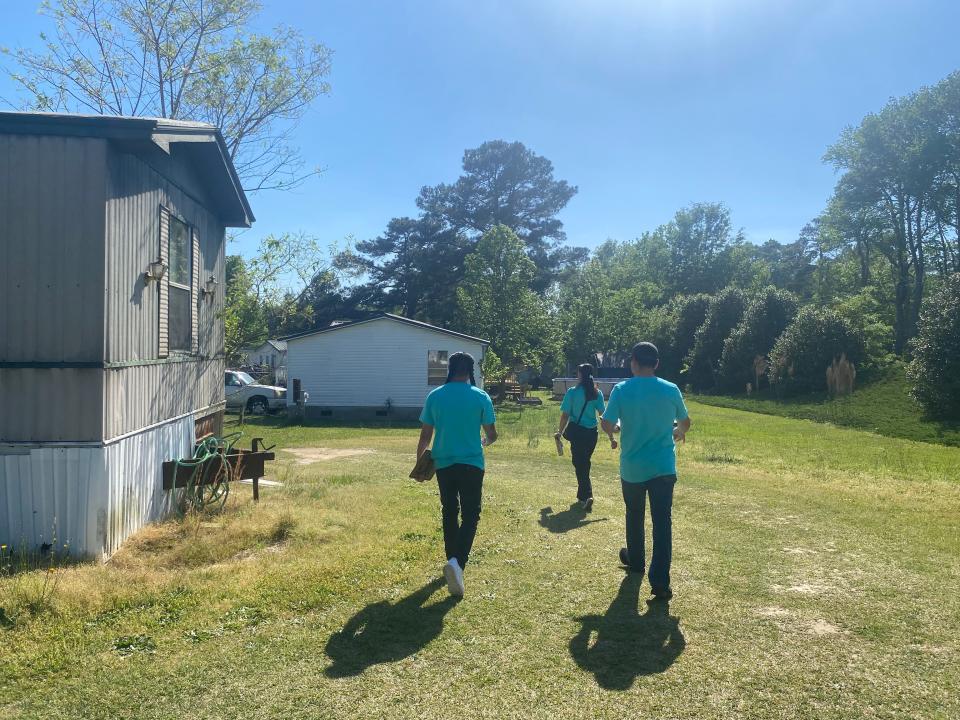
0, 135, 107, 443
0, 368, 104, 442
104, 150, 225, 363
0, 415, 193, 558
0, 447, 105, 558
103, 149, 226, 439
103, 358, 223, 440
103, 414, 194, 556
286, 319, 486, 408
0, 134, 106, 362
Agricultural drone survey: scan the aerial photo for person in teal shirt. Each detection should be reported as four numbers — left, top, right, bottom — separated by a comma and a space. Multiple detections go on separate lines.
556, 363, 617, 510
418, 352, 497, 597
602, 342, 691, 600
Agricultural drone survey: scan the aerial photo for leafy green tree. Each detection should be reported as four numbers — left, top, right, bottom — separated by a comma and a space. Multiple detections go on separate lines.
224, 255, 267, 365
663, 203, 743, 295
5, 0, 332, 191
718, 287, 799, 392
418, 140, 584, 290
907, 272, 960, 419
456, 225, 557, 367
768, 307, 865, 394
824, 76, 950, 351
685, 287, 746, 391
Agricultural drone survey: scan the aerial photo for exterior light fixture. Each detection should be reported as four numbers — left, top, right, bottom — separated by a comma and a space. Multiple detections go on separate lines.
201, 274, 219, 299
144, 259, 167, 283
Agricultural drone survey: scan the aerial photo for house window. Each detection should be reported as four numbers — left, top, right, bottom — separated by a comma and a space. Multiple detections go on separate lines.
427, 350, 448, 385
168, 215, 192, 352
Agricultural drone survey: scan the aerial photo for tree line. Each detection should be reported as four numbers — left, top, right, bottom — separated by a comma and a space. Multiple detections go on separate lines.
224, 71, 958, 418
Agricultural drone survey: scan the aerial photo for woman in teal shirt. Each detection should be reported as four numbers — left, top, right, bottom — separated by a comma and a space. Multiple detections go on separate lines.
557, 364, 615, 510
417, 352, 497, 598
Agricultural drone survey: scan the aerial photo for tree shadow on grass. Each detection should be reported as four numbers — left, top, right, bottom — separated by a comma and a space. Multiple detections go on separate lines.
324, 579, 458, 678
569, 574, 685, 690
539, 504, 608, 534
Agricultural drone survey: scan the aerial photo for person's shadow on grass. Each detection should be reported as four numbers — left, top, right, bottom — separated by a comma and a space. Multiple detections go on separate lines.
539, 504, 608, 534
569, 574, 685, 690
324, 578, 457, 678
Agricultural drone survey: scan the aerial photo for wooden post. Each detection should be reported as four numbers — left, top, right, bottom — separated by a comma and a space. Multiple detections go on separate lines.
253, 476, 260, 502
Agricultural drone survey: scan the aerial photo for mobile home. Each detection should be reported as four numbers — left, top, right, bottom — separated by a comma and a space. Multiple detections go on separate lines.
0, 112, 253, 558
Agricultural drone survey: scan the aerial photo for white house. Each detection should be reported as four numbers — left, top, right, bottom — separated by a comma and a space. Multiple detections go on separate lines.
245, 339, 286, 370
284, 314, 488, 419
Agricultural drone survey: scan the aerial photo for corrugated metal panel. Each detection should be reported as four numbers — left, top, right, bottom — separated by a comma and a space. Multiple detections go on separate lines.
102, 414, 193, 556
286, 318, 486, 408
103, 358, 223, 440
0, 447, 105, 557
0, 414, 193, 558
0, 134, 107, 363
0, 367, 104, 442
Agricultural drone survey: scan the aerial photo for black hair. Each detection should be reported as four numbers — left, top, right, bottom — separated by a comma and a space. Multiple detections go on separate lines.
446, 351, 476, 386
632, 342, 659, 369
577, 363, 598, 400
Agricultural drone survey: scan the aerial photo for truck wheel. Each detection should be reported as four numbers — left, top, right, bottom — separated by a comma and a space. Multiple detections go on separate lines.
247, 397, 269, 415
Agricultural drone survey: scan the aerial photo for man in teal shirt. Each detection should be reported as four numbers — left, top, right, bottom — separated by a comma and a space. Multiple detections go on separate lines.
601, 342, 691, 600
418, 352, 497, 598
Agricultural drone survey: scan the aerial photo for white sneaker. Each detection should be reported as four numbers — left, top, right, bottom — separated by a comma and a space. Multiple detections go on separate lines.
444, 558, 465, 597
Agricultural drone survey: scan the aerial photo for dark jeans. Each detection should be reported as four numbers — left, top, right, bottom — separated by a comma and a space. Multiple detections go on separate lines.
436, 463, 484, 568
569, 428, 598, 501
621, 475, 676, 590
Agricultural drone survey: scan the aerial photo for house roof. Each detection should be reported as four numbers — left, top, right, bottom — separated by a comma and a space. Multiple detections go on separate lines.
267, 339, 287, 352
0, 111, 253, 227
282, 313, 489, 344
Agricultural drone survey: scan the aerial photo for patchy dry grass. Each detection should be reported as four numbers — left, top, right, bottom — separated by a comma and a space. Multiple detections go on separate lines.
1, 400, 959, 719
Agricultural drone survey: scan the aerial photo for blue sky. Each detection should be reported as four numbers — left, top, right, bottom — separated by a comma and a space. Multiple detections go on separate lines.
3, 0, 960, 263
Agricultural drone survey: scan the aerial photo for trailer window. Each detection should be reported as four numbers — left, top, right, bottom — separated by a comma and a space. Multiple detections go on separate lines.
168, 215, 192, 352
427, 350, 448, 385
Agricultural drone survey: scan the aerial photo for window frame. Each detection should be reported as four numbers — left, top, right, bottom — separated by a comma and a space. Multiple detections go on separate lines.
427, 349, 449, 386
163, 208, 194, 355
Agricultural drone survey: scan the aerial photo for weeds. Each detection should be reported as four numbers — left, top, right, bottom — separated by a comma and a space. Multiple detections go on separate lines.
0, 532, 72, 626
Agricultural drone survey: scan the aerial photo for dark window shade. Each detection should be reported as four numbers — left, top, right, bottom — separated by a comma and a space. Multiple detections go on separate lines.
169, 285, 192, 351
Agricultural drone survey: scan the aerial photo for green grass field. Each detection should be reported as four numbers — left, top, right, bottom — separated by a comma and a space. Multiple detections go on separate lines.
2, 400, 959, 719
692, 366, 960, 447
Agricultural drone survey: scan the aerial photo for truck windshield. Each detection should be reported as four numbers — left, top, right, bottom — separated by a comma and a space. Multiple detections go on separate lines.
237, 372, 255, 385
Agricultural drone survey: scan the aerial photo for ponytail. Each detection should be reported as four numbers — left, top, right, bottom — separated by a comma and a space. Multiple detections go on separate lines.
578, 363, 598, 400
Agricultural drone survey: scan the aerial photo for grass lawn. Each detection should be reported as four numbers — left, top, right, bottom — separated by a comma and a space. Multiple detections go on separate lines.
691, 366, 960, 447
2, 400, 959, 719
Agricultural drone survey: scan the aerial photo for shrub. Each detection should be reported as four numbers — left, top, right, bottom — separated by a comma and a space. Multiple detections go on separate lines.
907, 272, 960, 419
768, 307, 865, 394
718, 287, 799, 393
672, 294, 712, 367
685, 288, 746, 391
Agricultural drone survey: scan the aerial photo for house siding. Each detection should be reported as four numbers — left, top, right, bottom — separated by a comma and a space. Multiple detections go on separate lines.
0, 134, 107, 442
286, 318, 486, 409
103, 148, 225, 439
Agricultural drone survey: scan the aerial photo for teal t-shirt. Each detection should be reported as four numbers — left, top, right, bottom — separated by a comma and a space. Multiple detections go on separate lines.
601, 376, 689, 483
560, 385, 605, 429
419, 382, 496, 470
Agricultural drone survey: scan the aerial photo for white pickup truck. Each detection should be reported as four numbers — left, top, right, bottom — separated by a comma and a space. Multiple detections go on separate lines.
224, 370, 286, 414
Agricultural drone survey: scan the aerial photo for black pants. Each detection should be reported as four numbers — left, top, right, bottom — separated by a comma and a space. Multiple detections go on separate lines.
569, 428, 598, 501
436, 464, 484, 568
621, 475, 676, 590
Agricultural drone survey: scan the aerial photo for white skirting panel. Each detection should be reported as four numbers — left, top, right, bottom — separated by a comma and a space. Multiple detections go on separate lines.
0, 415, 194, 559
